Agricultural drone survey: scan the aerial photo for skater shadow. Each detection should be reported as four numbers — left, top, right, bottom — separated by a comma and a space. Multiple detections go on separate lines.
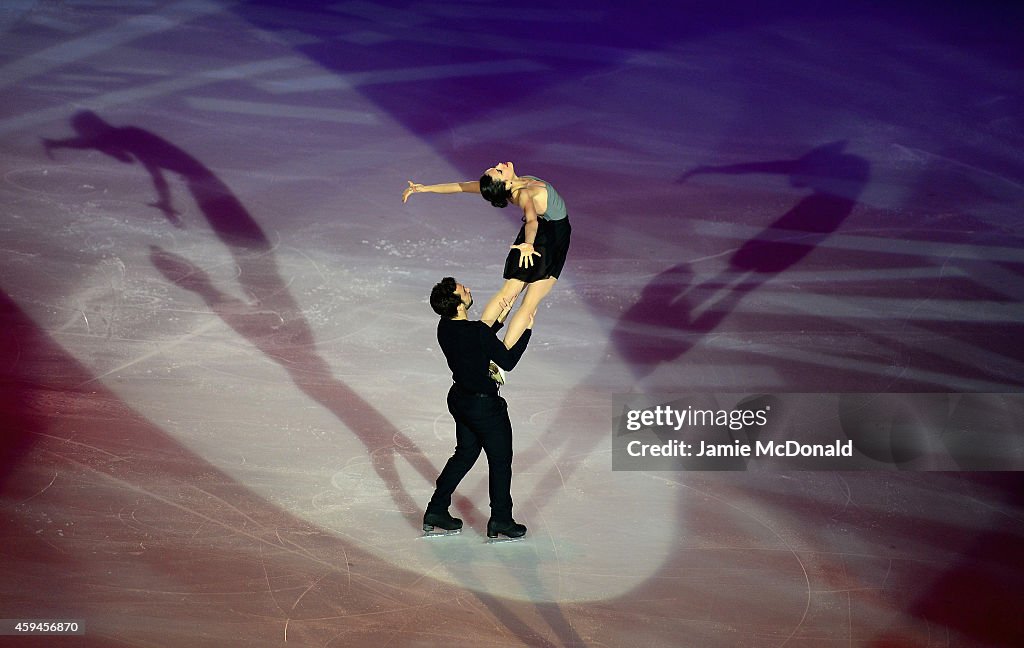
44, 111, 471, 528
614, 141, 870, 377
614, 140, 1024, 389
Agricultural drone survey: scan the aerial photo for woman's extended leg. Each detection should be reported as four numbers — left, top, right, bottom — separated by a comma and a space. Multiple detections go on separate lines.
481, 279, 525, 328
502, 277, 556, 348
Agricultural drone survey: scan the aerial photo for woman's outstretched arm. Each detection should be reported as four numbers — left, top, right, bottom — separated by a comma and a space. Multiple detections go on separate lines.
402, 180, 480, 203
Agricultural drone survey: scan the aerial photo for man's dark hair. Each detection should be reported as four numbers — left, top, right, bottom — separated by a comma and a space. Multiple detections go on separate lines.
430, 277, 461, 318
479, 174, 512, 208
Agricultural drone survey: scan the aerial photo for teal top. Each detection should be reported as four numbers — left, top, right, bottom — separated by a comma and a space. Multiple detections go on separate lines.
525, 176, 567, 221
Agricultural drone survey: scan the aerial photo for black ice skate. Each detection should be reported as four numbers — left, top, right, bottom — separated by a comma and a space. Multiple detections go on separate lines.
421, 510, 463, 538
485, 518, 527, 543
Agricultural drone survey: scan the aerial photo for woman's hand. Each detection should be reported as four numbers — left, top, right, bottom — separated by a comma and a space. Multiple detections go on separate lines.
511, 243, 541, 268
402, 180, 424, 203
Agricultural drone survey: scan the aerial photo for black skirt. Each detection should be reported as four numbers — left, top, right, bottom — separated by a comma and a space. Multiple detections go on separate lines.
502, 216, 571, 283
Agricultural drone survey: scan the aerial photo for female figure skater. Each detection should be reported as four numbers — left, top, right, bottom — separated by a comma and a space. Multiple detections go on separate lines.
403, 161, 571, 354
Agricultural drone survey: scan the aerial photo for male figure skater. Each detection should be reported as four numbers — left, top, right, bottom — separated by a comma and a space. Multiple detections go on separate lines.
425, 277, 532, 539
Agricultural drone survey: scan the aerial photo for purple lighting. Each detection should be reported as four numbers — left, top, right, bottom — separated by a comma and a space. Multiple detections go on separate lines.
1, 1, 1023, 646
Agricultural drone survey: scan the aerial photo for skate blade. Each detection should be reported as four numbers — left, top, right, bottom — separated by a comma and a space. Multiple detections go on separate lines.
485, 535, 525, 544
419, 528, 462, 539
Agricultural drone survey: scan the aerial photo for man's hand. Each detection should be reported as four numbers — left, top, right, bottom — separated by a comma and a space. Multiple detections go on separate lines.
495, 293, 518, 324
511, 243, 541, 268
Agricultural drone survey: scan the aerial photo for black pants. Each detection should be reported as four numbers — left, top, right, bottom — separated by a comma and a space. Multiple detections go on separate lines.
427, 385, 514, 521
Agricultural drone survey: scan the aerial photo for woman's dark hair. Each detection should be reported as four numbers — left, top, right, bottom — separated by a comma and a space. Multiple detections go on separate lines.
479, 174, 512, 208
430, 277, 461, 318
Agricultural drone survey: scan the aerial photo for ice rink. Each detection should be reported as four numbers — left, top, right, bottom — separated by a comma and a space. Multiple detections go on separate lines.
1, 1, 1023, 646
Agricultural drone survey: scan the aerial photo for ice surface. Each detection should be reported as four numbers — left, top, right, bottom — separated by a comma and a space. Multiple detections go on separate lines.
2, 1, 1023, 646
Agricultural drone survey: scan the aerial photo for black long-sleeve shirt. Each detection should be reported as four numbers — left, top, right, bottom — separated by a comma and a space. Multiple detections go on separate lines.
437, 318, 531, 395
